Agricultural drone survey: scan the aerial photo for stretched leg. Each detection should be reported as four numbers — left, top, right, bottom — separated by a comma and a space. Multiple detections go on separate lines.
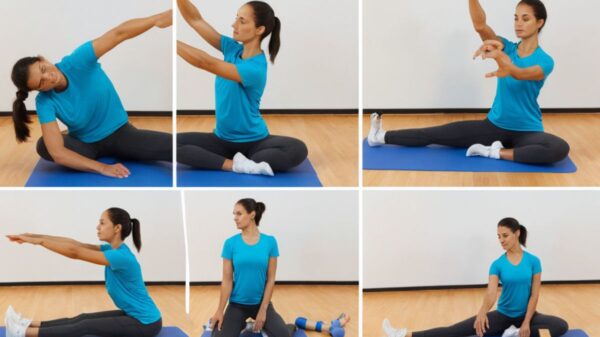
261, 303, 292, 337
107, 123, 173, 162
36, 136, 100, 162
39, 310, 125, 327
177, 132, 235, 170
247, 135, 308, 172
402, 311, 511, 337
212, 304, 249, 337
528, 312, 569, 337
511, 132, 570, 164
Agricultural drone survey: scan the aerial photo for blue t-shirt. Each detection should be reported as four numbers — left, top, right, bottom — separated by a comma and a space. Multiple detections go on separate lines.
489, 251, 542, 318
36, 41, 128, 143
487, 37, 554, 132
101, 244, 161, 324
221, 233, 279, 305
214, 35, 269, 142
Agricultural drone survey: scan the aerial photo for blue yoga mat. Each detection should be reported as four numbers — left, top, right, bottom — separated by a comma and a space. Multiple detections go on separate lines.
485, 330, 587, 337
177, 159, 322, 187
362, 139, 577, 173
200, 327, 306, 337
25, 158, 173, 187
0, 326, 188, 337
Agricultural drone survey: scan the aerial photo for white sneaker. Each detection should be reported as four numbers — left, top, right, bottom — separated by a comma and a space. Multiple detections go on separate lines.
368, 113, 386, 147
501, 325, 520, 337
232, 153, 274, 176
6, 306, 32, 331
6, 315, 27, 337
382, 318, 407, 337
466, 140, 504, 159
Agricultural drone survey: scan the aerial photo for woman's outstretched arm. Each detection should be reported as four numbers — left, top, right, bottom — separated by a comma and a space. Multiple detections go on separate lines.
20, 233, 100, 251
469, 0, 500, 42
93, 9, 172, 59
7, 234, 109, 266
177, 40, 242, 82
177, 0, 221, 50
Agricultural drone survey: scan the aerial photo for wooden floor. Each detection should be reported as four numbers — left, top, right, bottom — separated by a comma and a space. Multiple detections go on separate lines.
177, 115, 359, 187
0, 284, 357, 337
187, 285, 358, 337
0, 116, 173, 187
362, 113, 600, 186
363, 284, 600, 337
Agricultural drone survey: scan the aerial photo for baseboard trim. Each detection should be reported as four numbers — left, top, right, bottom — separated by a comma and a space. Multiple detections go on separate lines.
177, 109, 358, 115
363, 279, 600, 292
364, 108, 600, 114
1, 280, 358, 287
189, 281, 358, 286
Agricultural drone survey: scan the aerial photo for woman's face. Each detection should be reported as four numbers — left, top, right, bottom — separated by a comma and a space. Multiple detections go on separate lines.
26, 58, 62, 92
231, 4, 264, 43
497, 226, 520, 251
514, 3, 544, 39
233, 203, 255, 230
97, 211, 120, 243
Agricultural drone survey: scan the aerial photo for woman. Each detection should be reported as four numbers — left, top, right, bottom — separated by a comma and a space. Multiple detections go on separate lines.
368, 0, 570, 165
382, 218, 569, 337
177, 0, 308, 176
11, 10, 173, 179
209, 198, 291, 337
4, 208, 162, 337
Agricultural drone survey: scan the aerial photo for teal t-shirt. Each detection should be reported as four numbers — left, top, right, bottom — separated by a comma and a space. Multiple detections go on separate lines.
36, 41, 128, 143
101, 244, 161, 324
221, 233, 279, 305
489, 250, 542, 318
214, 35, 269, 142
487, 36, 554, 132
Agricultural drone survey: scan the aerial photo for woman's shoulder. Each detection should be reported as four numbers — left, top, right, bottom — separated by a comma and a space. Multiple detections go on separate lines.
524, 250, 541, 263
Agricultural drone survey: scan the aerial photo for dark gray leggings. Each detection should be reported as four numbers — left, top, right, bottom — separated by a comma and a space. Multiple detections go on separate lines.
38, 310, 162, 337
385, 119, 570, 164
177, 132, 308, 172
413, 310, 568, 337
36, 123, 173, 163
212, 302, 294, 337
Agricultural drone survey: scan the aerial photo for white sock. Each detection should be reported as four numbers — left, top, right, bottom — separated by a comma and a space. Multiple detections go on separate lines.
382, 318, 407, 337
368, 112, 386, 147
466, 140, 504, 159
232, 152, 274, 176
501, 325, 520, 337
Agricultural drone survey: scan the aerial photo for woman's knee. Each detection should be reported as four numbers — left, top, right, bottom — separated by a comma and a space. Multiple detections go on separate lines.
36, 137, 54, 161
548, 137, 570, 163
287, 137, 308, 165
550, 317, 569, 337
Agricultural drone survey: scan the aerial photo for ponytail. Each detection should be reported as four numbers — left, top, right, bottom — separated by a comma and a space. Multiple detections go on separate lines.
498, 217, 528, 247
106, 207, 142, 252
246, 1, 281, 63
236, 198, 267, 226
11, 57, 40, 142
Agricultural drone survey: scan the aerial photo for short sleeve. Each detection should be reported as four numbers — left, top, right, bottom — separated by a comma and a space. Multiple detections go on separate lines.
532, 255, 542, 275
220, 35, 241, 56
103, 247, 129, 271
236, 60, 265, 89
499, 36, 517, 55
100, 244, 111, 252
35, 95, 57, 124
537, 55, 554, 78
62, 41, 97, 69
489, 259, 500, 276
269, 236, 279, 258
221, 238, 233, 260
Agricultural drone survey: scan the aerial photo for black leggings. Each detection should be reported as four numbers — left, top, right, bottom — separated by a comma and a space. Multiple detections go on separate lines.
36, 123, 173, 163
38, 310, 162, 337
385, 119, 570, 164
413, 310, 568, 337
177, 132, 308, 172
212, 302, 294, 337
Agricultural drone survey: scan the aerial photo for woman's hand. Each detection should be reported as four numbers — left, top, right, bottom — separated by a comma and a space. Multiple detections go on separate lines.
254, 308, 267, 332
519, 323, 531, 337
100, 163, 130, 178
154, 9, 173, 28
6, 234, 42, 245
210, 310, 224, 331
473, 40, 512, 78
474, 312, 489, 337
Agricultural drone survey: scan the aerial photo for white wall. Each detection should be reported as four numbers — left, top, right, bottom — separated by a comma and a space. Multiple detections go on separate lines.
364, 0, 600, 108
177, 0, 358, 110
185, 190, 359, 282
0, 191, 185, 283
364, 190, 600, 289
0, 0, 172, 112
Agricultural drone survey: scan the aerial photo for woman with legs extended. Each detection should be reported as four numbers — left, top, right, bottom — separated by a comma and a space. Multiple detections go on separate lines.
11, 10, 173, 178
4, 208, 162, 337
177, 0, 308, 176
368, 0, 569, 165
382, 218, 569, 337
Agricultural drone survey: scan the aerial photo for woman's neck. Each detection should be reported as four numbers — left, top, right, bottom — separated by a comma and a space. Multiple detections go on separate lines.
242, 39, 262, 59
242, 224, 260, 237
518, 35, 539, 57
54, 69, 69, 92
507, 245, 524, 255
109, 238, 124, 249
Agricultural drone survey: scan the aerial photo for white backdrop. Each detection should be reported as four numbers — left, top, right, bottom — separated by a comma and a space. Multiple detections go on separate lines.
0, 191, 184, 283
177, 0, 358, 110
364, 0, 600, 109
185, 190, 359, 282
364, 190, 600, 289
0, 0, 172, 112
